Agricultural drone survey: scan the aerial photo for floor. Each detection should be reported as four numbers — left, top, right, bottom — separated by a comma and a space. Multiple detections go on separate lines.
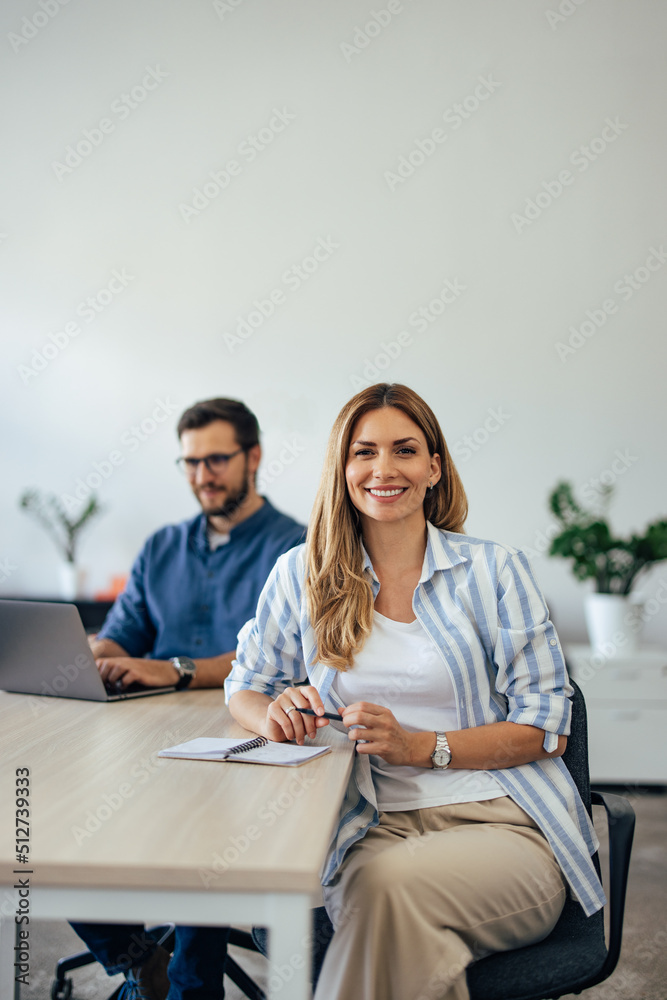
15, 790, 666, 1000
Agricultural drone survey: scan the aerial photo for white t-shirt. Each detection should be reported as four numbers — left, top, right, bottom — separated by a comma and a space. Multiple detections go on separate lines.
207, 525, 231, 550
330, 611, 505, 811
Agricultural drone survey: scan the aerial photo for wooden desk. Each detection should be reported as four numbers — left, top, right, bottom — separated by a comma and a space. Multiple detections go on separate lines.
0, 689, 354, 999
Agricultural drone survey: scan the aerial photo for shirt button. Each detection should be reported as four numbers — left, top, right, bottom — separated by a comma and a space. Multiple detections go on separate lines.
207, 572, 214, 579
195, 639, 202, 646
550, 639, 557, 646
201, 604, 209, 612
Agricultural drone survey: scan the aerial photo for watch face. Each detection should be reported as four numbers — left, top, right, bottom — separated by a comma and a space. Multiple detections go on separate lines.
176, 657, 196, 676
173, 657, 196, 689
433, 750, 450, 767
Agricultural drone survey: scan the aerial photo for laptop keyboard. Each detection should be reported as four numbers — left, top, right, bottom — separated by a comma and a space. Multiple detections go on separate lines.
104, 679, 153, 697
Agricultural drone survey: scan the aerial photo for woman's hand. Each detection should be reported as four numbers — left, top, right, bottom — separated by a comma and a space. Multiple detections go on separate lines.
265, 686, 332, 745
341, 702, 430, 766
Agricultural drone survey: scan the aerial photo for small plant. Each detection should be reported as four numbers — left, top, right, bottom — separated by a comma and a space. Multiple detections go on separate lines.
19, 488, 103, 564
547, 481, 667, 595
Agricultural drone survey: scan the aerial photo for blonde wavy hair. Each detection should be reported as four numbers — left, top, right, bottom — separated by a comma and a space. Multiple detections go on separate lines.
305, 383, 468, 671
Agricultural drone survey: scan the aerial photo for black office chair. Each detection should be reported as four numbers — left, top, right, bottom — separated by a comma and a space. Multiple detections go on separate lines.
254, 679, 636, 999
51, 925, 266, 1000
465, 678, 635, 999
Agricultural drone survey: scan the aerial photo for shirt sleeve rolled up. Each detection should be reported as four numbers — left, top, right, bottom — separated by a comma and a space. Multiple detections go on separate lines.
493, 550, 573, 752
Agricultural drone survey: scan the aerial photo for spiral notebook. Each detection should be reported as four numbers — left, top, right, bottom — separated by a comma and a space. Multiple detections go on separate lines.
158, 735, 331, 767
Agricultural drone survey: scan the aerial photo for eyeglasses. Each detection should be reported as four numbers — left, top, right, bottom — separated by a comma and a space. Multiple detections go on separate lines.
176, 449, 245, 477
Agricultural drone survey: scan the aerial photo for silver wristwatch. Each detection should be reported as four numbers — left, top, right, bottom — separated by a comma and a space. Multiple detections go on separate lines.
171, 656, 197, 690
431, 732, 452, 769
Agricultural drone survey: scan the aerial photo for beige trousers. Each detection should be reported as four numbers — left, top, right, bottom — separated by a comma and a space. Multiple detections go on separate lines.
316, 796, 566, 1000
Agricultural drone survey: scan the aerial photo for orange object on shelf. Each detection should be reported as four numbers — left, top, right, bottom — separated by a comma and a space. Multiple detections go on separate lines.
93, 574, 127, 602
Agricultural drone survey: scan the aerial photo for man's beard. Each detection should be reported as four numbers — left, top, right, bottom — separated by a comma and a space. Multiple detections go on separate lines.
203, 464, 250, 520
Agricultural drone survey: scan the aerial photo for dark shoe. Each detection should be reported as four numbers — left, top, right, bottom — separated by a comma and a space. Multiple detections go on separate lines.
118, 944, 170, 1000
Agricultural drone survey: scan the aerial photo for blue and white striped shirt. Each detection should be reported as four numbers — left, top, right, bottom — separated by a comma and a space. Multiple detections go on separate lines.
225, 521, 606, 916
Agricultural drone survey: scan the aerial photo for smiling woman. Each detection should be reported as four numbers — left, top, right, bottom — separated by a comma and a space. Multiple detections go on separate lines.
345, 408, 440, 518
226, 383, 603, 1000
308, 383, 466, 663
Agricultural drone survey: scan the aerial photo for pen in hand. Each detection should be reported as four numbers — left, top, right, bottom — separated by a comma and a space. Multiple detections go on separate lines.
295, 708, 341, 721
296, 707, 368, 743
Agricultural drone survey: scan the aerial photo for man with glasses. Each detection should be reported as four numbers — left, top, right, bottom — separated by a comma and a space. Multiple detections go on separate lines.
92, 396, 304, 692
70, 397, 304, 1000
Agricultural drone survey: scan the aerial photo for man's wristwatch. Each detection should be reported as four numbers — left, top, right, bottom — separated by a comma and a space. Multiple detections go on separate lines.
431, 732, 452, 769
170, 656, 197, 691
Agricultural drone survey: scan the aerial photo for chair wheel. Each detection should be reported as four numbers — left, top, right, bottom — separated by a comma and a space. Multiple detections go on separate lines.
51, 977, 73, 1000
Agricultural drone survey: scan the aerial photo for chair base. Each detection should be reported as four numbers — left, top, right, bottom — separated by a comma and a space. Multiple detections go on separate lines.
51, 925, 266, 1000
52, 925, 175, 1000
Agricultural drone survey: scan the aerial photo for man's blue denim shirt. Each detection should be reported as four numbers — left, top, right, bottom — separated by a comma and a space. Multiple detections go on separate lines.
97, 499, 305, 659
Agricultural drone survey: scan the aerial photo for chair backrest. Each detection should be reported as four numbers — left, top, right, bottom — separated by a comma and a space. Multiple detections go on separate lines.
560, 678, 593, 818
466, 677, 612, 1000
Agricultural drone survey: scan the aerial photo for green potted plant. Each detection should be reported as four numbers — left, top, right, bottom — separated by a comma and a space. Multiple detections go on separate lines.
19, 488, 104, 599
547, 481, 667, 654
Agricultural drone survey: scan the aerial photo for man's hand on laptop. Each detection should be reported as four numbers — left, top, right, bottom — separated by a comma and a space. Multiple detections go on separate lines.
87, 637, 178, 690
96, 657, 179, 689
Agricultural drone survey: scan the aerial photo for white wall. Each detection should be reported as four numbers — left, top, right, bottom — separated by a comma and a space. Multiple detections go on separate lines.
2, 0, 666, 646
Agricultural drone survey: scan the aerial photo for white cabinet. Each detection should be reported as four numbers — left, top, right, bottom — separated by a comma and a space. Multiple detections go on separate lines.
564, 644, 667, 784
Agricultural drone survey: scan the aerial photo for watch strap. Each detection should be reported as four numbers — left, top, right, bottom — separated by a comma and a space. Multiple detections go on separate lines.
171, 656, 196, 690
431, 731, 452, 769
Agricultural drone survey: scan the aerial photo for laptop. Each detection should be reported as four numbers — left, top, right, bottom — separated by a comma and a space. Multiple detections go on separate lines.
0, 599, 177, 701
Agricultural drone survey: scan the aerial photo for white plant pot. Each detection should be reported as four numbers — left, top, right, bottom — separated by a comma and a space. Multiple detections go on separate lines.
584, 593, 644, 657
58, 563, 85, 601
